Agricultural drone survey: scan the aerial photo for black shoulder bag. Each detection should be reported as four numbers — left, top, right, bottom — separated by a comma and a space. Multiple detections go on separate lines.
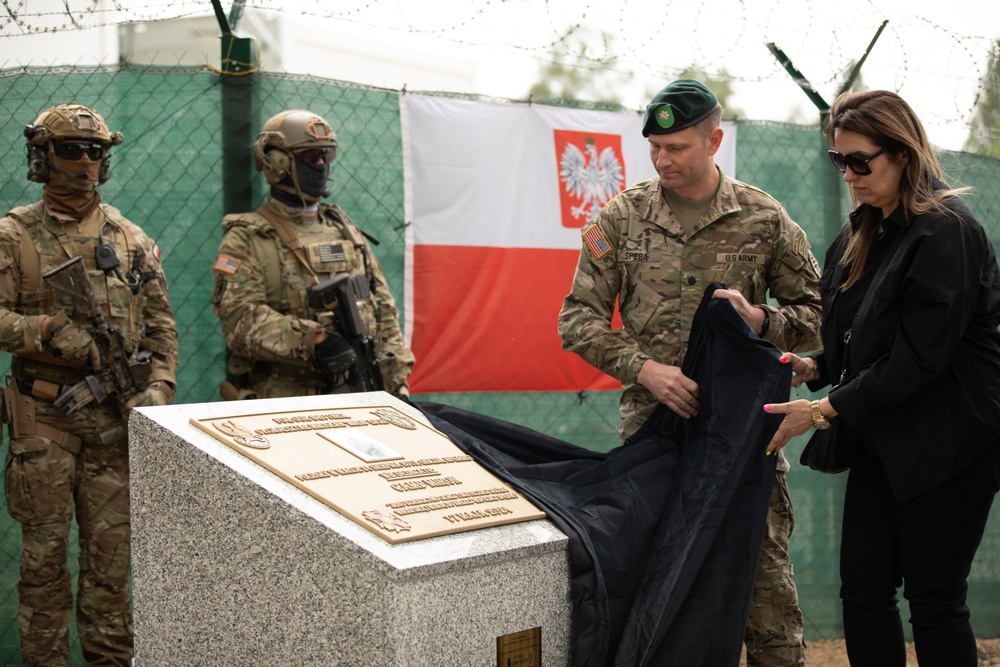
799, 330, 852, 474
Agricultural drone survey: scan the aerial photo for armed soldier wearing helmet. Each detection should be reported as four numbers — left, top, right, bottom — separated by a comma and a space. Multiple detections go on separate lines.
212, 109, 414, 399
0, 103, 179, 665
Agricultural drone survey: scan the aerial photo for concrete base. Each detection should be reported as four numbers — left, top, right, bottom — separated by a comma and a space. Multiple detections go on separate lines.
129, 393, 572, 666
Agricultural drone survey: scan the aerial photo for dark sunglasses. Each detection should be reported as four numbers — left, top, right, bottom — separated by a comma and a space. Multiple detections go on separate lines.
52, 141, 105, 161
827, 146, 888, 176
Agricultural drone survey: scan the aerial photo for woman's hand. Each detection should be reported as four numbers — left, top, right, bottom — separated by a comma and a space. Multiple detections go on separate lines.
762, 399, 813, 455
779, 352, 819, 388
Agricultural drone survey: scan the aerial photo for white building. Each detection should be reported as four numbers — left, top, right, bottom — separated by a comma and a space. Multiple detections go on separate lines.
0, 0, 526, 97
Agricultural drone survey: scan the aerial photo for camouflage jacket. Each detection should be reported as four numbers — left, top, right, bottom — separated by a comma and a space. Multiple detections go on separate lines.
558, 171, 822, 444
0, 200, 179, 388
211, 197, 414, 394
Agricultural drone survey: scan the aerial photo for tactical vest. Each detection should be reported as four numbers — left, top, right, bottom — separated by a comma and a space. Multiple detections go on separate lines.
5, 201, 148, 367
219, 202, 380, 377
221, 203, 378, 328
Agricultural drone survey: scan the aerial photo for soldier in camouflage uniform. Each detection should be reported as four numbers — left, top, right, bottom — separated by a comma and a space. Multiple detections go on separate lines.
558, 80, 821, 667
0, 103, 179, 666
212, 109, 414, 399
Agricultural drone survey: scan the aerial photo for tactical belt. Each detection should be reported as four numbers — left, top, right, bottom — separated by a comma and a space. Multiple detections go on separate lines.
11, 356, 116, 413
1, 380, 82, 455
251, 361, 328, 384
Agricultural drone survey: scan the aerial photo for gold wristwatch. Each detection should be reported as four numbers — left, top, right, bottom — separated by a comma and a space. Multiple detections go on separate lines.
810, 400, 832, 430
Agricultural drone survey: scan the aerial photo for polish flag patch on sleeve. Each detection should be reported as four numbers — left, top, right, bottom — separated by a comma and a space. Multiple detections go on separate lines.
213, 254, 241, 274
583, 224, 611, 259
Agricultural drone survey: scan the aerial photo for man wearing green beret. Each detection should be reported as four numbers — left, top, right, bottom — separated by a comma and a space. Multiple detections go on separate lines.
559, 78, 821, 666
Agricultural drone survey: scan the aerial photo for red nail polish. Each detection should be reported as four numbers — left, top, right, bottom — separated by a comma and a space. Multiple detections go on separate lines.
763, 404, 771, 412
779, 356, 787, 363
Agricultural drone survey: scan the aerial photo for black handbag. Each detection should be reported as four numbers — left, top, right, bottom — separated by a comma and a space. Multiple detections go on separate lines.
799, 330, 852, 474
799, 413, 850, 474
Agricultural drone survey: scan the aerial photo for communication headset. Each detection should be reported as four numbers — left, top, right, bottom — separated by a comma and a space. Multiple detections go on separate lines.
24, 124, 124, 185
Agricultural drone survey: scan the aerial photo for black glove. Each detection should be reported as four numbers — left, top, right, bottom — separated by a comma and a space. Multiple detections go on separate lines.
314, 331, 356, 375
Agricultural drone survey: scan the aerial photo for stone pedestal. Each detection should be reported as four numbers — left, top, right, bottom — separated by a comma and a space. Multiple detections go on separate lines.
129, 393, 572, 666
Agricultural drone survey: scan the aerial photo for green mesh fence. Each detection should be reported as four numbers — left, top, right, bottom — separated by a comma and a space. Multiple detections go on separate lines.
0, 65, 998, 664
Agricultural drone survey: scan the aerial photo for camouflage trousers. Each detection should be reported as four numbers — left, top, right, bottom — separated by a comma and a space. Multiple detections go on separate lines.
744, 470, 807, 667
3, 399, 132, 667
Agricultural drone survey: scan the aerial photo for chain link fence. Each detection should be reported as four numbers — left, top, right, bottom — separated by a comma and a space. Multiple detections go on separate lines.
0, 64, 998, 664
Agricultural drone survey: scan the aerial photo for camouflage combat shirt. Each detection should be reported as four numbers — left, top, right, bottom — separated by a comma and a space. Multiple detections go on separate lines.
0, 200, 179, 388
212, 197, 415, 395
558, 171, 822, 445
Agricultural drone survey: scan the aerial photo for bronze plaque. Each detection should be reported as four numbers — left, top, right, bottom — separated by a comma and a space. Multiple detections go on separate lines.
190, 403, 545, 543
497, 626, 541, 667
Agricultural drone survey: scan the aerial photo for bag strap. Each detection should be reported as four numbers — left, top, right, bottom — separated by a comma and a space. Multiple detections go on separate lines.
834, 329, 852, 388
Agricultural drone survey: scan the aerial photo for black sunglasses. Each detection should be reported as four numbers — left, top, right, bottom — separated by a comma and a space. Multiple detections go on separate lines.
828, 146, 888, 176
52, 141, 105, 161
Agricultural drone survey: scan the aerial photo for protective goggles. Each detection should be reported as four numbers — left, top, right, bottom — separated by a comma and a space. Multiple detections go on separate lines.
827, 146, 888, 176
52, 141, 106, 161
293, 148, 333, 164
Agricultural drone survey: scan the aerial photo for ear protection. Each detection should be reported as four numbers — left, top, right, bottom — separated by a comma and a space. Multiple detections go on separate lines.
253, 129, 296, 186
23, 124, 123, 185
24, 125, 50, 183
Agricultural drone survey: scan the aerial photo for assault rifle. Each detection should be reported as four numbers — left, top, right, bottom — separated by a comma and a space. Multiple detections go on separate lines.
43, 256, 150, 414
308, 272, 384, 393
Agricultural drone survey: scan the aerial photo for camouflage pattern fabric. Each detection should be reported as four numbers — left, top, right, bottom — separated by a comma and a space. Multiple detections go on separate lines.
558, 171, 820, 664
5, 401, 131, 667
211, 197, 414, 398
745, 471, 806, 667
0, 199, 178, 666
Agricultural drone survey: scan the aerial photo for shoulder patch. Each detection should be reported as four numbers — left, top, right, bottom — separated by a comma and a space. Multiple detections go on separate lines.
213, 253, 241, 274
582, 224, 611, 260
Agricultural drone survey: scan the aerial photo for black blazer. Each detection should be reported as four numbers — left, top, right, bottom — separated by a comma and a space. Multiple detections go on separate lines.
810, 196, 1000, 501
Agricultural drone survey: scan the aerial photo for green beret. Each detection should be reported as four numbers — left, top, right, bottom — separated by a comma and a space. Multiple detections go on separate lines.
642, 79, 720, 137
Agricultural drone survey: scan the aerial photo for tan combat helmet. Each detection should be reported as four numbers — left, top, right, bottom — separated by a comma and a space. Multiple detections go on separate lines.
24, 103, 124, 184
253, 109, 338, 203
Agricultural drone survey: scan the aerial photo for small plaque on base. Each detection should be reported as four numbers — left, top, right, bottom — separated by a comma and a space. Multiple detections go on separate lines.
497, 626, 541, 666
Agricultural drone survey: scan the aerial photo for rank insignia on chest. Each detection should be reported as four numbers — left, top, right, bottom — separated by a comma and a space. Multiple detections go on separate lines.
213, 254, 241, 274
583, 224, 611, 259
317, 243, 347, 263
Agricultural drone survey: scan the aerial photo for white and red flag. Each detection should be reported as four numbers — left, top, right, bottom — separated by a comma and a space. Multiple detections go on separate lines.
401, 94, 736, 393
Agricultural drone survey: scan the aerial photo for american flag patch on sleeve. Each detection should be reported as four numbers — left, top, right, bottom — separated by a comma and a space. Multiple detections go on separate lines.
213, 254, 241, 274
582, 224, 611, 259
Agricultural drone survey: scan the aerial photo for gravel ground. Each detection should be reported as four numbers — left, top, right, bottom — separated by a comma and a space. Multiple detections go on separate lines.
740, 638, 1000, 666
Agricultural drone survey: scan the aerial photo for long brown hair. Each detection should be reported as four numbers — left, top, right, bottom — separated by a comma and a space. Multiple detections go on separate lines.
825, 90, 968, 290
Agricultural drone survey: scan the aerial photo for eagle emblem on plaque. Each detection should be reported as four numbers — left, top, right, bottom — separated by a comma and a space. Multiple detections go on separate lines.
362, 509, 411, 533
371, 407, 418, 430
213, 419, 270, 449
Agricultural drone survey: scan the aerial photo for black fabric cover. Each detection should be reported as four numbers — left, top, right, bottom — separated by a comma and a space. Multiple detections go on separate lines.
413, 285, 790, 666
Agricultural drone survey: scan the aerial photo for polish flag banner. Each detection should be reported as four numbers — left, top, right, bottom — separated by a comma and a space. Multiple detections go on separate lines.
401, 94, 736, 393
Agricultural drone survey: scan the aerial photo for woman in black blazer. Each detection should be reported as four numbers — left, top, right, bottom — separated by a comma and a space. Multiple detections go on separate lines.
765, 89, 1000, 667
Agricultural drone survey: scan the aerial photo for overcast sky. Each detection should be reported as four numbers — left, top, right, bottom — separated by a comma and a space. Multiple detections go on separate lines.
2, 0, 997, 150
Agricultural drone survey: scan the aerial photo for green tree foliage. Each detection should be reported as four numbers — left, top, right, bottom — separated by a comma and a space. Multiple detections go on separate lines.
527, 26, 633, 105
527, 27, 746, 119
674, 68, 745, 120
964, 40, 1000, 158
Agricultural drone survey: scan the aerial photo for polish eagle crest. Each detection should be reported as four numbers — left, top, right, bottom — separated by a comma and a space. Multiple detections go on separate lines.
559, 137, 625, 222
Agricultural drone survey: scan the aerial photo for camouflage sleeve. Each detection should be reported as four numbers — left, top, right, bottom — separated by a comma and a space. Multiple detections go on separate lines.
557, 208, 650, 384
131, 224, 179, 386
0, 215, 47, 355
761, 211, 823, 353
366, 248, 415, 393
212, 224, 322, 364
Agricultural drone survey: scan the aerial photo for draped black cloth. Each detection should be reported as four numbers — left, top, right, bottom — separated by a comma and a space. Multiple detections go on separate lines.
413, 285, 790, 666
